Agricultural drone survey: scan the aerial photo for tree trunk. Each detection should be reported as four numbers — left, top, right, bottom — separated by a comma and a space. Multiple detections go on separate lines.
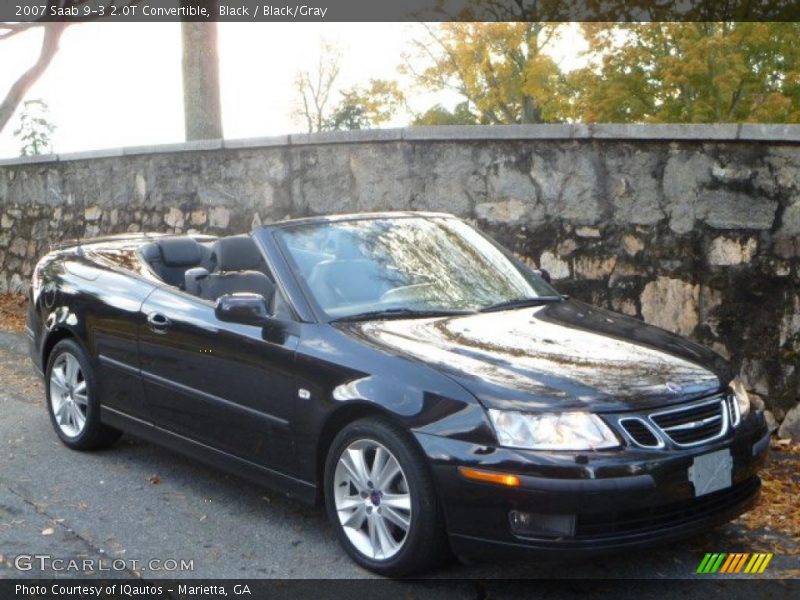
181, 11, 222, 141
521, 23, 544, 124
522, 95, 542, 123
0, 23, 67, 134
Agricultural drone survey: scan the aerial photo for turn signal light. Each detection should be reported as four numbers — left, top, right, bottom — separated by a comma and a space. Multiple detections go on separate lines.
458, 466, 520, 487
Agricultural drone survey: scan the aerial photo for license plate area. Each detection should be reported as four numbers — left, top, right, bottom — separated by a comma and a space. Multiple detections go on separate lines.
688, 449, 732, 497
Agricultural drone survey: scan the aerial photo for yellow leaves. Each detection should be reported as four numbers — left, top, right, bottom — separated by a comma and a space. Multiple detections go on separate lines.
747, 23, 772, 45
336, 79, 405, 128
413, 103, 476, 126
524, 54, 559, 87
406, 23, 568, 124
0, 293, 26, 333
750, 93, 794, 122
574, 22, 800, 123
785, 71, 800, 86
521, 54, 564, 121
738, 438, 800, 553
408, 22, 800, 125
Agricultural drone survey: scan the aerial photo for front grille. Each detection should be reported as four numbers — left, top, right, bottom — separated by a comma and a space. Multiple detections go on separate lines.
619, 417, 661, 447
575, 477, 759, 538
650, 397, 726, 446
726, 392, 741, 427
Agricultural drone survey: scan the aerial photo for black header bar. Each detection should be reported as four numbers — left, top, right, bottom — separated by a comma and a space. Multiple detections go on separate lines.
2, 0, 800, 23
4, 578, 797, 600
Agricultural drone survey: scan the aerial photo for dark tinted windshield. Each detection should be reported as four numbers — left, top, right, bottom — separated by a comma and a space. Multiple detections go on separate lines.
275, 216, 558, 319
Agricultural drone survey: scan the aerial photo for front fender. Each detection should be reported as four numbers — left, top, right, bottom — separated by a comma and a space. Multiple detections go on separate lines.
291, 324, 495, 483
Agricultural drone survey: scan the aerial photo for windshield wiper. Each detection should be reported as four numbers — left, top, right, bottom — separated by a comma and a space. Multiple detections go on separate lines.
479, 296, 564, 313
331, 308, 474, 323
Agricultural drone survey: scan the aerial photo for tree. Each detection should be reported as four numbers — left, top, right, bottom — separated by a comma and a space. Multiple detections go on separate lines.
0, 2, 145, 134
412, 102, 477, 126
327, 79, 405, 130
294, 39, 342, 133
444, 0, 797, 23
1, 1, 223, 141
570, 23, 800, 123
402, 23, 569, 125
181, 15, 223, 140
0, 20, 67, 134
14, 99, 56, 156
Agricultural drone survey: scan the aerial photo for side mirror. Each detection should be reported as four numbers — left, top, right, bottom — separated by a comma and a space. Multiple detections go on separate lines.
215, 293, 271, 326
534, 268, 552, 284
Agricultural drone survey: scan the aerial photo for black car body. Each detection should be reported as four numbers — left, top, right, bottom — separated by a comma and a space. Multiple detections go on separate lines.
26, 212, 769, 575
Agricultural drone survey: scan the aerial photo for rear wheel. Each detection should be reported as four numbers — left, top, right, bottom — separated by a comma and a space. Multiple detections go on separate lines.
324, 417, 448, 576
46, 339, 121, 450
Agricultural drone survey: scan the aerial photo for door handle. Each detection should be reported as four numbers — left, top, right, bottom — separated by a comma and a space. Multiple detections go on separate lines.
147, 312, 171, 333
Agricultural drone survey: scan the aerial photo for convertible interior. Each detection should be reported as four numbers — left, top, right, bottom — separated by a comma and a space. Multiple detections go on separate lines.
140, 235, 278, 307
139, 230, 418, 319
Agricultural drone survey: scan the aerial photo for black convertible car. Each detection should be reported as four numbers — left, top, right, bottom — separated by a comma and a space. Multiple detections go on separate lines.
27, 212, 769, 576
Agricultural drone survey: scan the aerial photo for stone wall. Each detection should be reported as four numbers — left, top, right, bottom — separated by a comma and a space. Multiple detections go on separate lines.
1, 124, 798, 432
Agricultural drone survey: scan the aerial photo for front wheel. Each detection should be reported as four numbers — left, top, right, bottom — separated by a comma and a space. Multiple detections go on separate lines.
324, 417, 449, 576
45, 339, 122, 450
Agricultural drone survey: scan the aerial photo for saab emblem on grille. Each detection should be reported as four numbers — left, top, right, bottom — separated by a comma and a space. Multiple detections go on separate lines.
665, 382, 683, 393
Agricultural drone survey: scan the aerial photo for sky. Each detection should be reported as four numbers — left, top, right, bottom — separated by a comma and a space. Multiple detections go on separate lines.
0, 23, 587, 158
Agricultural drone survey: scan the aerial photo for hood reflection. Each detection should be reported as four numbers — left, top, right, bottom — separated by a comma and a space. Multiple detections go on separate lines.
343, 300, 725, 413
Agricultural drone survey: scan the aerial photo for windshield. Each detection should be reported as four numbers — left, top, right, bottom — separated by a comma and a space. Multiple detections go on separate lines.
275, 216, 559, 320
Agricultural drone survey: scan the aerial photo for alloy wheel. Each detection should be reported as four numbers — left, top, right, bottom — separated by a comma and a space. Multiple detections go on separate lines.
333, 439, 412, 561
49, 353, 88, 438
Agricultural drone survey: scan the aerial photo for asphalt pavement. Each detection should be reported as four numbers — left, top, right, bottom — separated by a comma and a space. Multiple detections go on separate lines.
0, 330, 797, 588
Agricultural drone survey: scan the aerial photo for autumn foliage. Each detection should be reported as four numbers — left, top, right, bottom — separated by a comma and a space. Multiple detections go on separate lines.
405, 22, 800, 125
572, 23, 800, 123
0, 293, 26, 333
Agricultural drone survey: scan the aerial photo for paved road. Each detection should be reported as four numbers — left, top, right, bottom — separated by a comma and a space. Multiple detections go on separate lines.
0, 331, 797, 586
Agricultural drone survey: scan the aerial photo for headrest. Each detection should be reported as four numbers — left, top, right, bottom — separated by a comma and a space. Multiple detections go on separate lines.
157, 238, 203, 267
209, 235, 264, 272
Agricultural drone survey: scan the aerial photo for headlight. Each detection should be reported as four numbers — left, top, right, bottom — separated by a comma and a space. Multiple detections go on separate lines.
730, 377, 751, 423
488, 409, 620, 451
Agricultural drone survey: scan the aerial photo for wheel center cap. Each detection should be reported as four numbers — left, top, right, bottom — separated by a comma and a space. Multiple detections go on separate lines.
369, 490, 382, 506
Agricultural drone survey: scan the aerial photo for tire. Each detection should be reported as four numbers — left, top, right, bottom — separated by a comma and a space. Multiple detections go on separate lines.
45, 339, 122, 450
324, 417, 449, 576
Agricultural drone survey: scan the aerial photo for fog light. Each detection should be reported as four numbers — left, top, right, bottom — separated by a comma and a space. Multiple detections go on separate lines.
509, 510, 576, 538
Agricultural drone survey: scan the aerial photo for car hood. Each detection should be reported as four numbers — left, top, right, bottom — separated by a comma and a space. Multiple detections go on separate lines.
337, 299, 732, 413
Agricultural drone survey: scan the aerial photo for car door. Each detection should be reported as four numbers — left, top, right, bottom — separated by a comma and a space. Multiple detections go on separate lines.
62, 253, 158, 421
137, 287, 299, 471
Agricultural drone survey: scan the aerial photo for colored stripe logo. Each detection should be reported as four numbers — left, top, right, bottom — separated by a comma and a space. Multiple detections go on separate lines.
696, 553, 773, 574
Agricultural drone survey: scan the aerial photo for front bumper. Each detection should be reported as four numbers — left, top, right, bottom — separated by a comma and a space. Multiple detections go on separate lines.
415, 412, 769, 560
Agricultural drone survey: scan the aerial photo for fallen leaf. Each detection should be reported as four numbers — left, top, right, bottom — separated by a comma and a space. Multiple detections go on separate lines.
738, 436, 800, 553
147, 474, 161, 485
0, 294, 27, 334
41, 527, 54, 536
